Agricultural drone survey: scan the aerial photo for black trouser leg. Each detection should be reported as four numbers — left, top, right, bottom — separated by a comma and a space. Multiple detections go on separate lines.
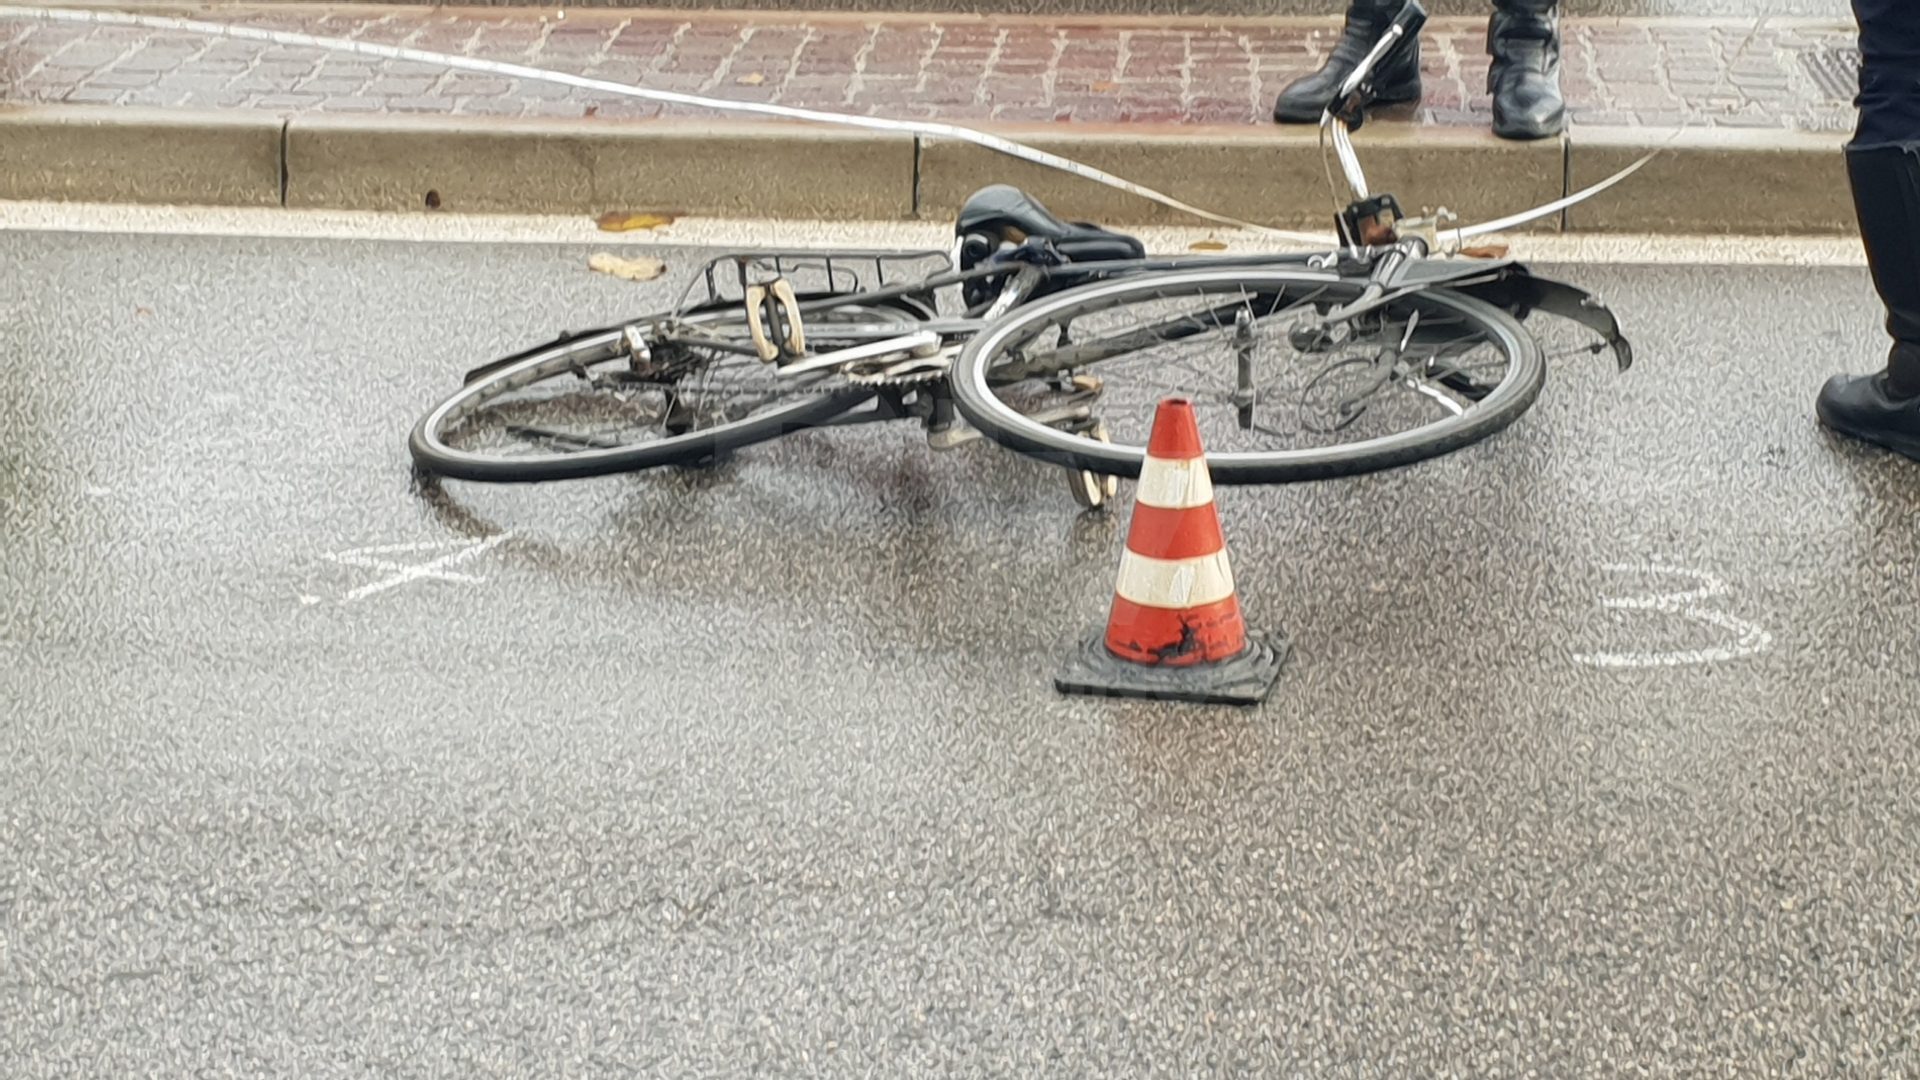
1488, 0, 1564, 140
1849, 0, 1920, 151
1814, 2, 1920, 456
1845, 146, 1920, 395
1847, 0, 1920, 390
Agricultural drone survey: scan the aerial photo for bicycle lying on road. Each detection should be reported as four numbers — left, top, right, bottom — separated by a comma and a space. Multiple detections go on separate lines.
408, 0, 1633, 508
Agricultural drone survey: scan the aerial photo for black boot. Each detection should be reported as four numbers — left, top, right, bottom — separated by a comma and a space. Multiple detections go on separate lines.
1488, 0, 1565, 140
1272, 0, 1422, 124
1816, 144, 1920, 461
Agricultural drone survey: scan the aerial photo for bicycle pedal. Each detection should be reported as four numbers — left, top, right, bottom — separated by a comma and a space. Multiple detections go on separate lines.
1067, 423, 1118, 511
1070, 469, 1119, 510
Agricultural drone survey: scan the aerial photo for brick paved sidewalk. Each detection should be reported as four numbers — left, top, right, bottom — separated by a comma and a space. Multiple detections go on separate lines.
0, 6, 1861, 134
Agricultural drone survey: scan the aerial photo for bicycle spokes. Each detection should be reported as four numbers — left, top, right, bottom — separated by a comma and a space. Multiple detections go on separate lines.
986, 279, 1515, 455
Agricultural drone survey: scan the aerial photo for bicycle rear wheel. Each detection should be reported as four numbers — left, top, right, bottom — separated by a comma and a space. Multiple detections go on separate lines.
409, 301, 913, 483
950, 266, 1544, 484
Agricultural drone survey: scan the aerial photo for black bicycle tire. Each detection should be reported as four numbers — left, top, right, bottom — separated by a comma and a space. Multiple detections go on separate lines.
949, 267, 1546, 485
409, 310, 877, 483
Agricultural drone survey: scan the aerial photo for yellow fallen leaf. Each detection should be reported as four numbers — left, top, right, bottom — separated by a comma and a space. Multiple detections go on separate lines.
594, 211, 677, 232
588, 252, 667, 282
1189, 239, 1228, 252
1091, 80, 1117, 93
736, 72, 766, 86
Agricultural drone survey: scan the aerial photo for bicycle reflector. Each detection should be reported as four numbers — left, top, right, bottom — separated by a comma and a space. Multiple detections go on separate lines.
1340, 193, 1405, 249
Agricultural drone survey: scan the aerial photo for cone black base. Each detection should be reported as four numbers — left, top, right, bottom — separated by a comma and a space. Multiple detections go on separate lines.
1054, 629, 1288, 706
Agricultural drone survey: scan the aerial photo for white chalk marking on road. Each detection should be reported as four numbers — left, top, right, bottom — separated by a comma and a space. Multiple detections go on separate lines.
1572, 562, 1775, 669
338, 539, 498, 556
1597, 562, 1728, 609
322, 535, 510, 603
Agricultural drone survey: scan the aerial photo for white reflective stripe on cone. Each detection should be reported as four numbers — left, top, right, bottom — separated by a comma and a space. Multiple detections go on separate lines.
1135, 455, 1214, 510
1114, 550, 1236, 609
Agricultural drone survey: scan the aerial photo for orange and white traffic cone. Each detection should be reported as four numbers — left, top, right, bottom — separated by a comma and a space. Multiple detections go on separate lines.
1055, 397, 1287, 705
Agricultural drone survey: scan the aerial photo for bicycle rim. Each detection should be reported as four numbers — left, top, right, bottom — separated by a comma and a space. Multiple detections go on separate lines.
950, 267, 1544, 484
409, 305, 890, 483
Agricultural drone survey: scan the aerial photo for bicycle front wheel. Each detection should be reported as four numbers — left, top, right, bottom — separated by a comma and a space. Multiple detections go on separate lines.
950, 267, 1545, 484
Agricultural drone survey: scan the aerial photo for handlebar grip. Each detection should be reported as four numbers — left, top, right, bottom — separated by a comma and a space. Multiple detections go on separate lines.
1382, 0, 1428, 49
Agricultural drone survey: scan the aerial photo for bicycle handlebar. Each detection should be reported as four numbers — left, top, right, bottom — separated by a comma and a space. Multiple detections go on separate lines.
1323, 1, 1427, 248
1327, 0, 1427, 136
1368, 235, 1428, 291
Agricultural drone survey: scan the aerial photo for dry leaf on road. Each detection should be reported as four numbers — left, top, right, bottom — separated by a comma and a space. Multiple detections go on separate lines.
736, 72, 766, 85
1189, 239, 1229, 251
588, 252, 667, 282
594, 211, 677, 232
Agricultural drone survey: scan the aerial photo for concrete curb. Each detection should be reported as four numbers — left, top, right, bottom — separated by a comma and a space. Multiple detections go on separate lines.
284, 113, 915, 219
0, 104, 283, 207
1566, 126, 1854, 236
0, 104, 1855, 235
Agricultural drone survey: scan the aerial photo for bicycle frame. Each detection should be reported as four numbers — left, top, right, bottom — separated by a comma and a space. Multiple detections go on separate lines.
416, 0, 1629, 501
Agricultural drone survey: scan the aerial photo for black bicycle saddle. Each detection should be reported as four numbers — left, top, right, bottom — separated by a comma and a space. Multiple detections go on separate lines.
955, 184, 1146, 268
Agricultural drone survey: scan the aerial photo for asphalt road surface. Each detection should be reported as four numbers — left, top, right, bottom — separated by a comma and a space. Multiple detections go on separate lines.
4, 223, 1917, 1077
